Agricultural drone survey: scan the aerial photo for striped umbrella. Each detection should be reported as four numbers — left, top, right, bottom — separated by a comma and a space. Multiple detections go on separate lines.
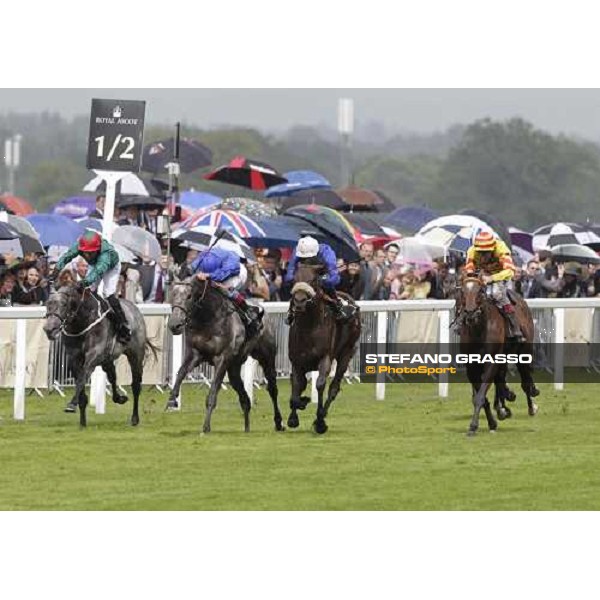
179, 208, 265, 238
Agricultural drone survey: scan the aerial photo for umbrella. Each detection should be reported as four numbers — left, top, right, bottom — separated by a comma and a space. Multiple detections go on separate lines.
112, 225, 162, 262
394, 237, 446, 266
179, 190, 222, 211
247, 216, 305, 249
383, 206, 439, 234
116, 195, 166, 210
336, 185, 389, 212
0, 213, 41, 241
533, 222, 600, 251
0, 194, 35, 216
550, 244, 600, 265
179, 208, 266, 238
283, 205, 360, 261
203, 156, 287, 190
221, 197, 277, 218
275, 188, 349, 210
416, 214, 502, 254
84, 172, 150, 197
142, 137, 212, 174
173, 226, 255, 262
460, 209, 512, 250
264, 170, 332, 198
0, 235, 45, 257
25, 214, 85, 247
51, 196, 97, 219
345, 213, 390, 238
509, 227, 533, 254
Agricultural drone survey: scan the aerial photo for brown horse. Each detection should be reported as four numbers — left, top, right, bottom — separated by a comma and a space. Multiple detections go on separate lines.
457, 275, 539, 435
287, 264, 361, 434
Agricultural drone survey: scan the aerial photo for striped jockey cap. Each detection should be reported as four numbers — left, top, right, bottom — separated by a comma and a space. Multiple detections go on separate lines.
473, 231, 496, 251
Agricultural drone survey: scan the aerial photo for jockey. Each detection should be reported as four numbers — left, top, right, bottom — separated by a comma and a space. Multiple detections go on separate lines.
54, 230, 132, 343
190, 246, 263, 337
284, 235, 348, 325
464, 230, 524, 341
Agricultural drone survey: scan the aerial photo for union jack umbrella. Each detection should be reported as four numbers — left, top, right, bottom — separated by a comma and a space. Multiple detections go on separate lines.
203, 156, 287, 190
179, 208, 266, 239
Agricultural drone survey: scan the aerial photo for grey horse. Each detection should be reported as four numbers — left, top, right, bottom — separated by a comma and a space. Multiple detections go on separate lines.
167, 278, 284, 434
44, 284, 157, 428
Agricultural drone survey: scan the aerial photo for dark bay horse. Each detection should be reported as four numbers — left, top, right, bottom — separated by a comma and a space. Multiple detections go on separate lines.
43, 284, 157, 428
287, 264, 361, 434
167, 278, 284, 434
457, 276, 539, 435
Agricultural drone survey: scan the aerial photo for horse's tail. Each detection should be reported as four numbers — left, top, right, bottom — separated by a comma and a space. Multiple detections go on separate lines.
144, 338, 161, 365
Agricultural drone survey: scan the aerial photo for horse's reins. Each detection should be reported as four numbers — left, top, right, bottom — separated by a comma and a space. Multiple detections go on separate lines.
171, 280, 211, 325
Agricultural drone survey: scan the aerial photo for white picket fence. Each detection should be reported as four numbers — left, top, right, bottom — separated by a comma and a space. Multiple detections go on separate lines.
2, 297, 600, 421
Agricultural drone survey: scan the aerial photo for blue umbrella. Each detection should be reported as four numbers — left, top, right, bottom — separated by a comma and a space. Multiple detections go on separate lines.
179, 190, 222, 210
76, 217, 103, 232
26, 214, 85, 247
264, 170, 331, 198
51, 196, 96, 219
246, 216, 305, 248
384, 206, 438, 234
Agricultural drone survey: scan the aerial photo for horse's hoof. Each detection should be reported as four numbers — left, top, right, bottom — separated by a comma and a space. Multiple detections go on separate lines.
529, 404, 539, 416
505, 407, 512, 419
287, 414, 299, 429
275, 422, 286, 432
467, 429, 477, 437
297, 396, 311, 410
506, 390, 517, 402
130, 416, 139, 426
64, 404, 77, 413
497, 408, 508, 421
113, 394, 128, 405
165, 400, 179, 412
489, 429, 497, 434
313, 419, 328, 435
202, 426, 211, 434
530, 387, 540, 398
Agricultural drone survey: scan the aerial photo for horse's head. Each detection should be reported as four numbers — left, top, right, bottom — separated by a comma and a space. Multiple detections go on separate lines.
291, 262, 324, 315
44, 284, 81, 341
459, 275, 486, 327
168, 278, 195, 335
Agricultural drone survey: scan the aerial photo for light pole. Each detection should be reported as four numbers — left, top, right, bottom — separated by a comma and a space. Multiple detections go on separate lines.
3, 133, 22, 195
337, 98, 354, 188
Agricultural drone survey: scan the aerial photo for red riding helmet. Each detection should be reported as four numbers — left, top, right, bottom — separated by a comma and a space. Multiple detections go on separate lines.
78, 231, 102, 252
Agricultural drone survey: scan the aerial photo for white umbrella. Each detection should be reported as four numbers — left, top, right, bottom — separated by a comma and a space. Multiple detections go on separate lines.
112, 225, 161, 262
83, 171, 150, 197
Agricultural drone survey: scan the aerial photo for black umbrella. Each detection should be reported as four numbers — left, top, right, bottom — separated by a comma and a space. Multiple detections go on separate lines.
203, 156, 288, 190
117, 195, 166, 210
0, 222, 19, 240
550, 244, 600, 265
142, 137, 212, 174
276, 188, 350, 211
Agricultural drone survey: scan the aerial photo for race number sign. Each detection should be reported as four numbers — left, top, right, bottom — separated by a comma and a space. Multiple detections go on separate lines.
87, 99, 146, 172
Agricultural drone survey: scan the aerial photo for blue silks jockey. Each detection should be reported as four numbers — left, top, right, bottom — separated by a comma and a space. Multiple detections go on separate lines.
190, 246, 263, 336
285, 235, 347, 324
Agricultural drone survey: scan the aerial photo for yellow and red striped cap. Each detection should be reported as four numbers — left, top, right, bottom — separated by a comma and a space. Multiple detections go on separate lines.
474, 231, 496, 251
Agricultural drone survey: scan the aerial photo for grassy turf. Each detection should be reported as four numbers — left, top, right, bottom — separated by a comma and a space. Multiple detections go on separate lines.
0, 381, 599, 510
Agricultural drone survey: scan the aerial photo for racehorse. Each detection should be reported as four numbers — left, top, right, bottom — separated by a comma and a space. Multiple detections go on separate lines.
457, 275, 539, 435
43, 283, 157, 428
167, 278, 284, 434
287, 263, 361, 434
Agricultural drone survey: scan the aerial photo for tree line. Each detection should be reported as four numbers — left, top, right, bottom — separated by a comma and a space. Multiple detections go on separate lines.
2, 111, 600, 230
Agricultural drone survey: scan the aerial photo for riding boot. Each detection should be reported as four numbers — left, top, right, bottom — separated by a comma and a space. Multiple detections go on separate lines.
227, 290, 264, 337
503, 304, 525, 342
107, 294, 132, 343
327, 289, 350, 320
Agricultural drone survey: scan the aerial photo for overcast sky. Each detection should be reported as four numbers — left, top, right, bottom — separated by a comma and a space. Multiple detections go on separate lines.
2, 89, 600, 139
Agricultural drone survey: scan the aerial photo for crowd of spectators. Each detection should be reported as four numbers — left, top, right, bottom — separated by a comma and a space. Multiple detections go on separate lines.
2, 195, 600, 307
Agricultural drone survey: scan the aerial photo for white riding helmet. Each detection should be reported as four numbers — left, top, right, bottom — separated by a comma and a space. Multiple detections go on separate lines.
296, 236, 319, 258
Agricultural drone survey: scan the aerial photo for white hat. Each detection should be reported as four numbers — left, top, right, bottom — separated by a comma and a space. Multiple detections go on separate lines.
296, 236, 319, 258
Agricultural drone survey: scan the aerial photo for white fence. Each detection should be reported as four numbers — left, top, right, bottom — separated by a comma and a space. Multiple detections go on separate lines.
2, 297, 600, 421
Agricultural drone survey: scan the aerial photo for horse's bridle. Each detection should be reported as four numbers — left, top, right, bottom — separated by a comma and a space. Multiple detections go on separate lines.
46, 288, 105, 336
170, 280, 209, 325
459, 279, 487, 323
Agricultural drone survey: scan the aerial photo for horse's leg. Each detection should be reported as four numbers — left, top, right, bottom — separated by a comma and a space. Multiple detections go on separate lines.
102, 360, 128, 405
73, 362, 94, 428
517, 360, 539, 416
227, 363, 252, 433
126, 351, 144, 427
65, 353, 84, 413
323, 345, 355, 416
252, 346, 284, 432
287, 369, 308, 429
313, 356, 332, 435
493, 367, 509, 421
469, 364, 498, 435
166, 348, 200, 410
202, 357, 228, 434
